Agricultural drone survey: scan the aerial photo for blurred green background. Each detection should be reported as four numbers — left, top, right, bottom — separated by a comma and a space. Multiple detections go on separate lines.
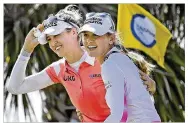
4, 4, 185, 122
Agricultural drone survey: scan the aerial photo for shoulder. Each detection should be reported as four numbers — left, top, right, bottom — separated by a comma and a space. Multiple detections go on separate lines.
110, 52, 133, 65
101, 53, 127, 89
109, 52, 138, 70
102, 52, 139, 77
45, 58, 65, 75
50, 58, 65, 66
101, 53, 126, 79
102, 52, 132, 69
103, 47, 133, 67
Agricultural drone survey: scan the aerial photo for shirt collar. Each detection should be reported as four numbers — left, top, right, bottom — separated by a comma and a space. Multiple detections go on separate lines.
80, 46, 95, 66
106, 46, 121, 56
84, 51, 95, 66
63, 48, 95, 69
84, 47, 120, 66
63, 47, 119, 69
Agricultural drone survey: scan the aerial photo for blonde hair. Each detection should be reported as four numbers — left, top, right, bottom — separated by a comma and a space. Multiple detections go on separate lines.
112, 32, 155, 75
56, 5, 84, 28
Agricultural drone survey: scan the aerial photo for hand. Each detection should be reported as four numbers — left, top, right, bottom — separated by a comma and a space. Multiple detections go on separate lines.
76, 110, 83, 122
23, 24, 44, 53
139, 70, 156, 95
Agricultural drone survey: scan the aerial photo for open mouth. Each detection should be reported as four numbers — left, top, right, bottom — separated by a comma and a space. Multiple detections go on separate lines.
87, 45, 97, 51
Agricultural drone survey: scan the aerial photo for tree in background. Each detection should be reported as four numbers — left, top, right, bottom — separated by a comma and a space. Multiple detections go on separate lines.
4, 4, 185, 122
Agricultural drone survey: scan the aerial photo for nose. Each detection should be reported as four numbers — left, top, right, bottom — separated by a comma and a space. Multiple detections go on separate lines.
86, 36, 95, 43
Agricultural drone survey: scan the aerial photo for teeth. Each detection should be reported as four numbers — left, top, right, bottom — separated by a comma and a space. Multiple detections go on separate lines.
55, 46, 61, 50
88, 46, 97, 49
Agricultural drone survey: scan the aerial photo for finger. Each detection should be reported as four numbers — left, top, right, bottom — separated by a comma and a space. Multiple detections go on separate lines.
79, 116, 83, 121
76, 111, 83, 121
139, 71, 148, 80
143, 81, 150, 86
147, 85, 156, 93
148, 88, 155, 95
32, 38, 39, 43
139, 70, 146, 75
37, 24, 44, 31
77, 112, 81, 116
144, 80, 154, 90
140, 75, 148, 81
147, 87, 154, 94
29, 27, 36, 35
143, 84, 148, 90
144, 77, 156, 87
147, 86, 151, 91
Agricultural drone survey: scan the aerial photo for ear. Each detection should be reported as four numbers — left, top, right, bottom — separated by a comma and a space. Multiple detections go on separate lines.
109, 34, 115, 44
109, 40, 113, 45
72, 28, 77, 35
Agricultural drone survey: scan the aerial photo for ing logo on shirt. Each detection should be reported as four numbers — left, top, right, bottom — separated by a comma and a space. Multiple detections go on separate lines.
89, 74, 101, 79
63, 76, 75, 81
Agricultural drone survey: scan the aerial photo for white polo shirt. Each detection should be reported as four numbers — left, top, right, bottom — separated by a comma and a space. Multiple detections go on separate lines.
101, 47, 161, 122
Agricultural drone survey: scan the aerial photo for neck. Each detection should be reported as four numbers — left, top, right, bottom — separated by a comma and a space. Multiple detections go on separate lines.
97, 46, 113, 64
97, 56, 105, 64
65, 47, 84, 64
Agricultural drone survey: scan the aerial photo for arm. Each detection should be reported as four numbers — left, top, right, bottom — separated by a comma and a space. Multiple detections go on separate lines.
6, 24, 54, 94
103, 53, 156, 122
139, 70, 156, 95
106, 53, 158, 122
102, 61, 128, 122
6, 49, 54, 94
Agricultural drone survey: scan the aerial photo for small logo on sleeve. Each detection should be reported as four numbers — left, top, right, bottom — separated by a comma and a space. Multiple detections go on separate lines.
105, 81, 112, 89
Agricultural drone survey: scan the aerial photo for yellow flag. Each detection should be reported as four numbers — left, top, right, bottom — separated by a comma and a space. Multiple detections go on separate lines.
117, 4, 172, 68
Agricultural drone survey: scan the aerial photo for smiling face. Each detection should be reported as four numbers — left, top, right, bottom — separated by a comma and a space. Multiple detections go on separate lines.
47, 28, 78, 57
82, 31, 114, 58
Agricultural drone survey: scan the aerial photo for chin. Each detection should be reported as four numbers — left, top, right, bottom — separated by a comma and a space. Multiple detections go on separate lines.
57, 53, 64, 57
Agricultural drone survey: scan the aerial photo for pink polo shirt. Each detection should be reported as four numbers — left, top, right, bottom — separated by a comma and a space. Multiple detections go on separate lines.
46, 56, 110, 122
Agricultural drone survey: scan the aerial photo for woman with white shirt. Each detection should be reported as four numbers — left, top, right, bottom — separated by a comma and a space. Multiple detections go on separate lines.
79, 12, 161, 122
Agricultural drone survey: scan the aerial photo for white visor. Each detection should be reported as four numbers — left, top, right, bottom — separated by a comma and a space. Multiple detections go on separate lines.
43, 20, 72, 35
79, 13, 115, 36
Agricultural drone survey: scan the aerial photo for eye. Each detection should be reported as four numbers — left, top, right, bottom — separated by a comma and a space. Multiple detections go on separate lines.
54, 34, 60, 38
93, 34, 99, 39
46, 37, 51, 42
93, 34, 98, 37
83, 33, 88, 37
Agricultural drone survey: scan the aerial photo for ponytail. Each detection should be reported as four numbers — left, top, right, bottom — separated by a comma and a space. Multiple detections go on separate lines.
113, 33, 155, 75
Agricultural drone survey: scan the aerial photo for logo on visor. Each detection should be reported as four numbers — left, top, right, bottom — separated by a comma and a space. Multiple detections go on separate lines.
85, 17, 103, 25
44, 21, 58, 29
131, 14, 156, 47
